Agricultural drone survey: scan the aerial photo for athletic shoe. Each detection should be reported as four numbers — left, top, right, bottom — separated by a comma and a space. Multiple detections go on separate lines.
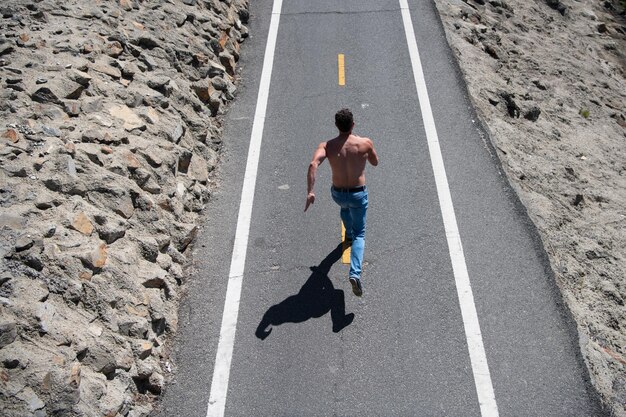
349, 277, 363, 297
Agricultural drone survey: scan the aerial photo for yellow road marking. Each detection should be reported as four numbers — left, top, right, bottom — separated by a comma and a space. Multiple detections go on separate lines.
341, 223, 350, 264
338, 54, 345, 86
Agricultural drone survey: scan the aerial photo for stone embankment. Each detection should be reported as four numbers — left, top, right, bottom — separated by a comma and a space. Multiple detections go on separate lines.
433, 0, 625, 414
0, 0, 248, 415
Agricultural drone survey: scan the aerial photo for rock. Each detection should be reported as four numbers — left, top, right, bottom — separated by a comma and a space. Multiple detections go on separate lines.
172, 223, 197, 252
524, 106, 541, 122
147, 76, 171, 96
140, 263, 168, 289
92, 60, 122, 79
120, 0, 133, 11
35, 192, 60, 210
43, 225, 57, 238
68, 363, 81, 389
108, 105, 146, 131
4, 160, 28, 177
137, 107, 160, 125
117, 315, 149, 338
137, 236, 159, 262
211, 76, 228, 91
188, 155, 209, 183
16, 387, 45, 413
148, 371, 164, 394
156, 253, 172, 271
3, 128, 20, 143
67, 69, 92, 87
36, 302, 56, 334
500, 92, 520, 118
81, 129, 119, 145
0, 322, 17, 348
545, 0, 567, 15
132, 340, 153, 360
192, 79, 218, 103
71, 212, 94, 236
94, 216, 127, 244
79, 243, 108, 271
42, 125, 62, 137
105, 41, 124, 57
219, 51, 236, 76
122, 150, 141, 171
206, 61, 227, 78
0, 40, 15, 56
15, 234, 35, 252
177, 150, 193, 173
83, 344, 121, 375
169, 124, 184, 143
135, 35, 161, 50
31, 79, 85, 104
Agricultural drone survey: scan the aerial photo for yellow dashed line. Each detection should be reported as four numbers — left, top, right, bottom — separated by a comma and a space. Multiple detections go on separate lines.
338, 54, 345, 86
341, 223, 350, 264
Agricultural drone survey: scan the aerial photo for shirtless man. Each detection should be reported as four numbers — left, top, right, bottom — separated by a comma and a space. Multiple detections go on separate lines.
305, 108, 379, 296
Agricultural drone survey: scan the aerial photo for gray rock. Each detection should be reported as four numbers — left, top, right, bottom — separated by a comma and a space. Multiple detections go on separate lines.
211, 76, 228, 91
148, 371, 164, 394
15, 234, 35, 252
131, 340, 153, 360
137, 236, 159, 262
36, 302, 56, 334
42, 125, 62, 137
188, 154, 209, 183
545, 0, 567, 16
524, 106, 541, 122
147, 76, 171, 96
177, 150, 193, 173
31, 79, 84, 104
500, 91, 520, 118
0, 322, 17, 348
169, 124, 184, 143
67, 69, 92, 87
219, 51, 236, 75
94, 215, 127, 244
91, 60, 122, 79
118, 315, 149, 338
171, 223, 198, 252
16, 387, 45, 412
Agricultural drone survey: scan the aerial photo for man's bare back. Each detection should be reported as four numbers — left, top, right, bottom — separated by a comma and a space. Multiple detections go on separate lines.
305, 131, 378, 212
325, 134, 377, 188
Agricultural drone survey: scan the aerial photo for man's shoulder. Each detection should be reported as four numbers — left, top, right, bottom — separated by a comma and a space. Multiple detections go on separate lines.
352, 135, 373, 146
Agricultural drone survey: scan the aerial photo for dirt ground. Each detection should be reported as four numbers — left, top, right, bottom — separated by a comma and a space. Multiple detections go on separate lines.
432, 0, 625, 414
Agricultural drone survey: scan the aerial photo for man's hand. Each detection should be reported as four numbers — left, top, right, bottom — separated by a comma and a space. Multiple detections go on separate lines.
304, 192, 315, 212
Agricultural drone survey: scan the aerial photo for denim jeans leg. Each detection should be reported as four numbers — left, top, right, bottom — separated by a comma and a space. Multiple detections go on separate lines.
349, 205, 366, 278
340, 208, 353, 239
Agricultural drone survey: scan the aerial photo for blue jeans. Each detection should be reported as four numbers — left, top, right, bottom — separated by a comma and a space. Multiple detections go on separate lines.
331, 186, 368, 279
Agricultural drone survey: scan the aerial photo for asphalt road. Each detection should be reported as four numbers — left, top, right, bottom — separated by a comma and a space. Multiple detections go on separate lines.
156, 0, 605, 416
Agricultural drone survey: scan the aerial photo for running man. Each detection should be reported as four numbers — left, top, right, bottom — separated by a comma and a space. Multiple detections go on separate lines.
304, 109, 379, 296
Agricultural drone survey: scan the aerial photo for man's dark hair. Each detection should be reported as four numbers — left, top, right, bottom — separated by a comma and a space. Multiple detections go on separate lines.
335, 108, 353, 133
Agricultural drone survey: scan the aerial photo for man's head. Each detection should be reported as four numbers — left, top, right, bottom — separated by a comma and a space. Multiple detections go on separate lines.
335, 108, 354, 133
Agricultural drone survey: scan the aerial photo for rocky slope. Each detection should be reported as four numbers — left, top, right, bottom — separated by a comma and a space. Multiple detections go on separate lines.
432, 0, 625, 414
0, 0, 248, 415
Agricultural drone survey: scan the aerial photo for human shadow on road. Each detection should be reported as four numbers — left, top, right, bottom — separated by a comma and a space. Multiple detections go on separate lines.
255, 243, 354, 340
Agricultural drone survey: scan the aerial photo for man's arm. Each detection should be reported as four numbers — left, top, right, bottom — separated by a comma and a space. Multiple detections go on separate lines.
305, 142, 327, 212
366, 138, 379, 166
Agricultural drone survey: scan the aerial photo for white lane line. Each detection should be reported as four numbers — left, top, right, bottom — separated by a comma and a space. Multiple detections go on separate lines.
398, 1, 499, 416
206, 0, 283, 416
